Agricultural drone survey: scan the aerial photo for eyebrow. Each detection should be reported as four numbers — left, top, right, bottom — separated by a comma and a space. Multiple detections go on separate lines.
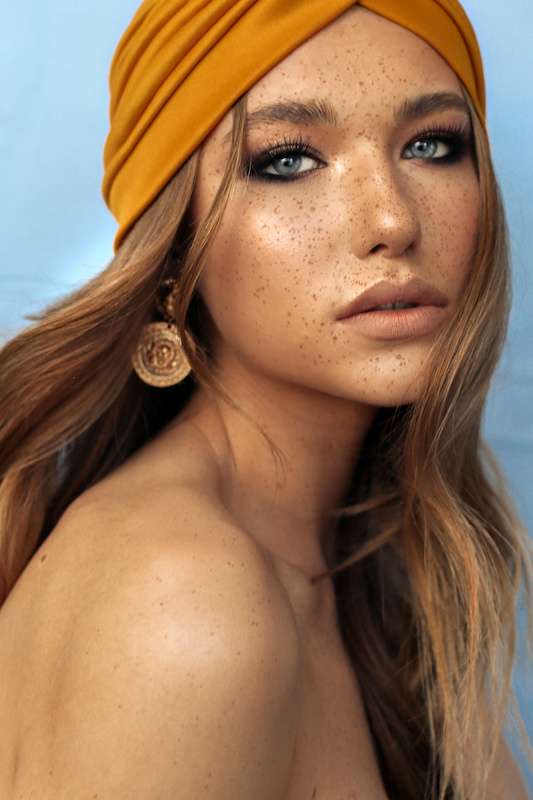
222, 91, 470, 144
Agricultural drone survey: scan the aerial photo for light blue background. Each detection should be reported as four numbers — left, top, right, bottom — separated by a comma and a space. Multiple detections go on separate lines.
2, 1, 532, 790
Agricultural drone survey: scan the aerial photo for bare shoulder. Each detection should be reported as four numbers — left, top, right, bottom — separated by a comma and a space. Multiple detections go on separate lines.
463, 705, 531, 800
20, 483, 302, 798
43, 471, 307, 659
485, 735, 530, 800
52, 478, 302, 677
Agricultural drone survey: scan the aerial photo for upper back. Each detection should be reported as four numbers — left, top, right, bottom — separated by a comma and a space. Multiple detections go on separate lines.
0, 479, 303, 798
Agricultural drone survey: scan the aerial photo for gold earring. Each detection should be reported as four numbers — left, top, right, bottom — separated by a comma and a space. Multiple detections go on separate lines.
131, 279, 192, 387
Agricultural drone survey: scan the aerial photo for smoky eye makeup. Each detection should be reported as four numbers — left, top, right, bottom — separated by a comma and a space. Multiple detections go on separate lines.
241, 119, 474, 183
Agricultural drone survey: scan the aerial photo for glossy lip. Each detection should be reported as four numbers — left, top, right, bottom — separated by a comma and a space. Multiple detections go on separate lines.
339, 304, 448, 340
336, 277, 448, 320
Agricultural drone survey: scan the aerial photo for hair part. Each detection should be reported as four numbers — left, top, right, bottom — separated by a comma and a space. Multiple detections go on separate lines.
0, 86, 531, 800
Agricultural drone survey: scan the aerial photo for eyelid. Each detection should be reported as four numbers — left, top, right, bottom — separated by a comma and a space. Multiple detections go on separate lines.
245, 132, 321, 166
403, 116, 472, 143
249, 120, 470, 158
405, 120, 472, 144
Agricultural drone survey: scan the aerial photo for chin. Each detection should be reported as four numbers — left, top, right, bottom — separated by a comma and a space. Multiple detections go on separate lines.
342, 381, 423, 408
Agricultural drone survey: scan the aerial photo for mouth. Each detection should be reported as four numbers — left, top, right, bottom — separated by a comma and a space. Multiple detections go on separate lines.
358, 302, 420, 312
338, 302, 448, 340
336, 279, 448, 321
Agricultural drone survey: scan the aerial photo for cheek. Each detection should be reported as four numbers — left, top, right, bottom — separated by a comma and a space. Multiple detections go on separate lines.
197, 195, 329, 337
422, 171, 480, 284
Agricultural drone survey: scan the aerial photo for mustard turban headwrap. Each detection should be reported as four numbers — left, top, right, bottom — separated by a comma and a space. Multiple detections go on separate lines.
102, 0, 486, 254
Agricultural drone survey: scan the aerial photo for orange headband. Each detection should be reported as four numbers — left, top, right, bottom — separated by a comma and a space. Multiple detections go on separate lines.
102, 0, 486, 254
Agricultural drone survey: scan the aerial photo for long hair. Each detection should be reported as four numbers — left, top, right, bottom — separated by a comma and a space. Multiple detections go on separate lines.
0, 84, 531, 800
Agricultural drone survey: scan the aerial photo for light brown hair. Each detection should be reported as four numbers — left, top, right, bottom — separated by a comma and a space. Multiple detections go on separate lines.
0, 86, 531, 800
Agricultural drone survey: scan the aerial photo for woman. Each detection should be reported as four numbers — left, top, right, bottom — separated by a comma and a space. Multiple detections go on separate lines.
0, 1, 531, 798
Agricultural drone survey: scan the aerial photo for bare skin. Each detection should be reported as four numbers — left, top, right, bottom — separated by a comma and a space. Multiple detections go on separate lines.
3, 6, 513, 800
171, 4, 480, 580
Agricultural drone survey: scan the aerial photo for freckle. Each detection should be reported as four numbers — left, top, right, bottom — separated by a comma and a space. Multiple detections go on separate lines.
40, 554, 47, 563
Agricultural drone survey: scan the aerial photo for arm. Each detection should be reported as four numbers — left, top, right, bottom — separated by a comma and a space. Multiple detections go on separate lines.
19, 521, 302, 799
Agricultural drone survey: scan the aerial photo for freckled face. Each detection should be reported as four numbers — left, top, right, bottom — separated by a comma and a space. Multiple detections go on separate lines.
190, 7, 480, 408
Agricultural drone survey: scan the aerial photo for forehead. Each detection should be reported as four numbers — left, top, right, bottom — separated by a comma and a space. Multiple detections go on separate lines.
251, 7, 461, 108
210, 6, 464, 146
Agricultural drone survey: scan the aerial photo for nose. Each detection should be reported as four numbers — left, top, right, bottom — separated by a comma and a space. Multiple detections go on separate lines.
345, 149, 420, 260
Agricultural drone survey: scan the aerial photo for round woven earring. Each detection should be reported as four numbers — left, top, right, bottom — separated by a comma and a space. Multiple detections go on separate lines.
131, 279, 192, 387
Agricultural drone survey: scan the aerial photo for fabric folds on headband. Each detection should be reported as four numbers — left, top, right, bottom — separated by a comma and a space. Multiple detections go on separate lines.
102, 0, 486, 253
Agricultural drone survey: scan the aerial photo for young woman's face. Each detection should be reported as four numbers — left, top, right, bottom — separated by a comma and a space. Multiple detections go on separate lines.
191, 6, 480, 408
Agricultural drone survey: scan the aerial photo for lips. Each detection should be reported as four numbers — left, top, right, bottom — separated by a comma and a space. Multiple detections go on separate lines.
336, 278, 448, 320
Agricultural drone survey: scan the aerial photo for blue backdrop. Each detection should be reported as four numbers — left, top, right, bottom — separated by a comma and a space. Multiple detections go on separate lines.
1, 0, 532, 790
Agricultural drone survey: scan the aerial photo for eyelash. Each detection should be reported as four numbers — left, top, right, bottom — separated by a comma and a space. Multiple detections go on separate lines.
243, 122, 472, 182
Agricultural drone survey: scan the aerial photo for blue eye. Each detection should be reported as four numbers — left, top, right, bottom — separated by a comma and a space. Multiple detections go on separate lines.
243, 134, 320, 182
243, 123, 472, 183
